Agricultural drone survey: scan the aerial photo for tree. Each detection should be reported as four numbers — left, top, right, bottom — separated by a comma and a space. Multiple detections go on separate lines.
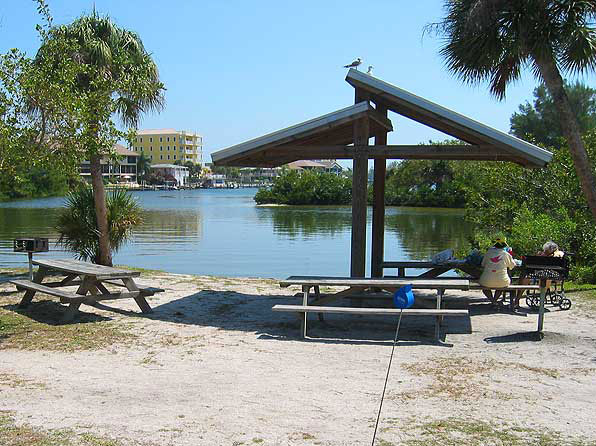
511, 82, 596, 147
37, 11, 164, 265
433, 0, 596, 222
136, 152, 151, 183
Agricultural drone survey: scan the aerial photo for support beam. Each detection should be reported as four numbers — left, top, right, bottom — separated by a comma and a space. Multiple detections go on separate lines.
371, 105, 388, 278
351, 117, 369, 278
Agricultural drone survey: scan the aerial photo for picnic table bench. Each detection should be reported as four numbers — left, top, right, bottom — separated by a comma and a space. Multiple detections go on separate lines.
276, 276, 471, 340
11, 258, 164, 322
382, 260, 482, 279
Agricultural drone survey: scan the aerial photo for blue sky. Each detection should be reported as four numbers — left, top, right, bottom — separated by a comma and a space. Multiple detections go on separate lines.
2, 0, 595, 163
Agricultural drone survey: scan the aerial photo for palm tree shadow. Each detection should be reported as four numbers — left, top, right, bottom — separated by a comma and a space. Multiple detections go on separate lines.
119, 289, 475, 344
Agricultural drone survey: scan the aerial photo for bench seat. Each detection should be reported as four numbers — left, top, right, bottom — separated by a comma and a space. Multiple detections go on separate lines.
272, 305, 469, 317
11, 279, 82, 303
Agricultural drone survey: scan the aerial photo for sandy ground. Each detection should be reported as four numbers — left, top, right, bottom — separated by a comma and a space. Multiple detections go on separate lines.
1, 272, 596, 445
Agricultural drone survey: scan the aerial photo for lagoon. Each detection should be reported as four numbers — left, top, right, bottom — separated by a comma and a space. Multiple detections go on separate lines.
0, 189, 471, 278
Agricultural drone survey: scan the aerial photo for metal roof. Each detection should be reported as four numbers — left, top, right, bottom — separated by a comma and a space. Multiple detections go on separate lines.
211, 102, 392, 167
345, 69, 552, 167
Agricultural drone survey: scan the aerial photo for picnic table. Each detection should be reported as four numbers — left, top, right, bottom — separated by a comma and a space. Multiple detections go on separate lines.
276, 276, 471, 340
11, 258, 163, 322
383, 260, 482, 279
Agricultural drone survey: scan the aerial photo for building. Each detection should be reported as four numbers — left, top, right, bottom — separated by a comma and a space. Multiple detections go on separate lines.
80, 144, 139, 183
151, 164, 189, 186
132, 129, 203, 165
287, 159, 343, 175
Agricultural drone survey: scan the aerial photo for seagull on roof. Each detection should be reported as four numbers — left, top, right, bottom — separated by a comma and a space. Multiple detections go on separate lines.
367, 65, 374, 75
343, 58, 362, 70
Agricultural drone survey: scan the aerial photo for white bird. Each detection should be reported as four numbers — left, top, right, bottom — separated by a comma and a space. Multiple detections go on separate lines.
367, 65, 374, 75
343, 58, 362, 70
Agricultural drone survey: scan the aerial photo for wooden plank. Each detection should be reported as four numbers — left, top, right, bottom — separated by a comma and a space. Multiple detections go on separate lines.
351, 117, 369, 278
32, 258, 140, 279
123, 277, 153, 314
17, 267, 48, 308
272, 305, 469, 316
371, 105, 388, 278
11, 279, 83, 301
281, 276, 470, 290
469, 284, 540, 291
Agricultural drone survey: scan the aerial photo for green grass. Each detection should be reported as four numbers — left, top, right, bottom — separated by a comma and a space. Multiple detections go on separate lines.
0, 299, 137, 352
0, 412, 126, 446
402, 418, 592, 446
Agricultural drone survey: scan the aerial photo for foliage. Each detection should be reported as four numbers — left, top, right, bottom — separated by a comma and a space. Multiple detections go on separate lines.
174, 160, 202, 181
136, 152, 151, 182
56, 187, 143, 263
254, 169, 352, 205
511, 82, 596, 148
0, 166, 77, 201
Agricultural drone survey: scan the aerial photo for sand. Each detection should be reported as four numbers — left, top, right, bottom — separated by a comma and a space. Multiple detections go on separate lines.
1, 272, 595, 445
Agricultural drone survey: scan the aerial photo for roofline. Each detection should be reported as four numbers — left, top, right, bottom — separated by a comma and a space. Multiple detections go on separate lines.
211, 102, 391, 164
345, 69, 552, 167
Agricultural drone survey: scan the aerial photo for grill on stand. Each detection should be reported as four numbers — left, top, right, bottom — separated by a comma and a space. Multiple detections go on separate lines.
13, 238, 49, 280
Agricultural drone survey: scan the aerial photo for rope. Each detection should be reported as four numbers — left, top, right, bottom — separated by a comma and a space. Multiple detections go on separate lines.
371, 309, 404, 446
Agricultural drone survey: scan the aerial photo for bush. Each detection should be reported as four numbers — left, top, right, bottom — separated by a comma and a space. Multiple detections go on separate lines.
56, 187, 143, 263
254, 170, 351, 205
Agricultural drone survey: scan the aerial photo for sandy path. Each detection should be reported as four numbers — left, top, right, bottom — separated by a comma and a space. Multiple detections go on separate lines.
1, 273, 595, 445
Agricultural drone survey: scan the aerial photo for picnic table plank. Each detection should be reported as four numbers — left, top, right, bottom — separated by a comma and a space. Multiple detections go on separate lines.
11, 279, 83, 301
32, 258, 140, 279
281, 276, 470, 289
272, 305, 469, 316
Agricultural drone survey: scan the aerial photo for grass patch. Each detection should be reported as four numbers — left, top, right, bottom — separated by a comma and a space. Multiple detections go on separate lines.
403, 418, 592, 446
0, 411, 128, 446
114, 265, 169, 276
0, 373, 46, 390
0, 300, 136, 351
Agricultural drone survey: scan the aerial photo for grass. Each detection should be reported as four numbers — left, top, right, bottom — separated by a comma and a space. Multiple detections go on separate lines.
0, 373, 46, 390
0, 411, 128, 446
402, 418, 592, 446
0, 299, 137, 352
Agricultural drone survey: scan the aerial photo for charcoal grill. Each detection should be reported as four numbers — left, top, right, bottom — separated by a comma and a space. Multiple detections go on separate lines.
13, 237, 49, 280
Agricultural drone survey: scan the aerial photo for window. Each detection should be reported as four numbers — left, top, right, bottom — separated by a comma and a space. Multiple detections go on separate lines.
173, 136, 176, 142
173, 146, 176, 151
173, 155, 176, 160
160, 146, 163, 151
160, 155, 163, 160
150, 146, 153, 151
160, 137, 163, 142
150, 137, 153, 142
167, 137, 170, 142
150, 155, 153, 160
167, 155, 170, 160
167, 146, 170, 151
140, 137, 143, 143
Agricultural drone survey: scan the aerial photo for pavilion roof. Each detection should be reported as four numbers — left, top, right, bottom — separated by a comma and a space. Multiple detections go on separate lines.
212, 70, 552, 168
345, 69, 552, 167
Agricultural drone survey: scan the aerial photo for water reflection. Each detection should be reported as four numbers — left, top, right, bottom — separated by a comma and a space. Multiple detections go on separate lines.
0, 190, 471, 277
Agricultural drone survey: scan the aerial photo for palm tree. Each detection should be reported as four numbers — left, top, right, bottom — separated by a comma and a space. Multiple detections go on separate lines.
433, 0, 596, 221
38, 12, 164, 265
137, 152, 151, 184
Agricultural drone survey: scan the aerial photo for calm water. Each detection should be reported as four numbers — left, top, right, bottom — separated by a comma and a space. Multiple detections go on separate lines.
0, 189, 471, 278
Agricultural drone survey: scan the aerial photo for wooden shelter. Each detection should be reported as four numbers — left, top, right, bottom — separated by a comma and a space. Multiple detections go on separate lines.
212, 69, 553, 278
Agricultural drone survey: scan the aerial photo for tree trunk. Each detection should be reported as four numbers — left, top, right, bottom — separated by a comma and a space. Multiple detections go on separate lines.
89, 154, 113, 266
537, 57, 596, 223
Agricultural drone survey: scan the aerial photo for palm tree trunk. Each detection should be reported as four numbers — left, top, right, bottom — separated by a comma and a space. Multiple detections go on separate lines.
89, 154, 113, 266
537, 57, 596, 222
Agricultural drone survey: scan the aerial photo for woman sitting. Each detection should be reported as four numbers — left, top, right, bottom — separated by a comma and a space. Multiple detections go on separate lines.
479, 237, 516, 304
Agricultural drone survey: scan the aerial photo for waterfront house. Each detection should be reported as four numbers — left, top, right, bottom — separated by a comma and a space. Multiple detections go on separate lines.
151, 164, 189, 186
132, 129, 204, 165
287, 159, 343, 175
80, 144, 139, 184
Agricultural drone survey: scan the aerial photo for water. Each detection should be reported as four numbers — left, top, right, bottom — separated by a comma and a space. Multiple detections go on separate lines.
0, 189, 471, 278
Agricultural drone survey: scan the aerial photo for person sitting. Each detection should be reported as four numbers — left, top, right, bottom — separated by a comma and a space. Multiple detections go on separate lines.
515, 241, 565, 307
479, 237, 516, 304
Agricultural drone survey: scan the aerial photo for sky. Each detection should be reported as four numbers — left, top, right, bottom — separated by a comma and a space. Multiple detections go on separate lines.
2, 0, 595, 164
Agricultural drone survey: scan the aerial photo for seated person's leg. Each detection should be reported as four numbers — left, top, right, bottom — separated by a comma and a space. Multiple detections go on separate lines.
482, 289, 494, 301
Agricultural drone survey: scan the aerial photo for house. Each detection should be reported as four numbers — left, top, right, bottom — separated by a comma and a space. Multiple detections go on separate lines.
286, 159, 343, 175
80, 144, 139, 184
151, 164, 189, 186
132, 129, 203, 165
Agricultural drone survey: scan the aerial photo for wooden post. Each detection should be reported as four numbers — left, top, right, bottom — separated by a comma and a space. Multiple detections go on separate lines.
371, 104, 388, 278
351, 116, 369, 278
537, 278, 547, 335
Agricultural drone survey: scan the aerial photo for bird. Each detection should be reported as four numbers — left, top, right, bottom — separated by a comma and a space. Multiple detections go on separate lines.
366, 65, 374, 75
343, 58, 362, 70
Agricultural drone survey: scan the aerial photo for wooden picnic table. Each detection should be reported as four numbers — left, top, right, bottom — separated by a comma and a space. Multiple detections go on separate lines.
278, 276, 471, 340
382, 261, 482, 279
11, 258, 163, 322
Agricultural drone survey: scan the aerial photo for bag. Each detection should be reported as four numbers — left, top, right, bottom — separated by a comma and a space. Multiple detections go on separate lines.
431, 249, 453, 265
394, 284, 415, 309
